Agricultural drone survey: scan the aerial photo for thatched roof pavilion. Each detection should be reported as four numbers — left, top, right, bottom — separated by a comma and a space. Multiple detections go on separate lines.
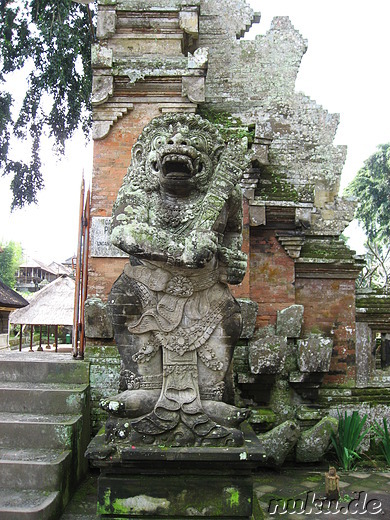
10, 275, 74, 326
10, 276, 75, 351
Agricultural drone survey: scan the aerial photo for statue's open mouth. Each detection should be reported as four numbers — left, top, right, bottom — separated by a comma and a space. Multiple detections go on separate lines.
161, 154, 194, 180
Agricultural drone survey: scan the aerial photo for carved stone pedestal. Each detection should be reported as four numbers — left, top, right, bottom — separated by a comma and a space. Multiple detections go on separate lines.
86, 423, 264, 519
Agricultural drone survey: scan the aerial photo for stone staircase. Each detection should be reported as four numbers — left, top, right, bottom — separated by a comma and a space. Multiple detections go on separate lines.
0, 351, 90, 520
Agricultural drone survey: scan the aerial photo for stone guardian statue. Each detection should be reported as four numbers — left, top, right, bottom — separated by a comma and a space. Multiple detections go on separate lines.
102, 113, 251, 447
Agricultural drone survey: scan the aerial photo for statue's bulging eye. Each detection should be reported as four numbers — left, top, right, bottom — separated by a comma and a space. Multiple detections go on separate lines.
153, 135, 167, 149
190, 135, 207, 151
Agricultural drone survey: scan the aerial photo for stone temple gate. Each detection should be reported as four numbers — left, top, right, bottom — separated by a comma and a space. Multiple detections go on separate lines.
83, 1, 390, 515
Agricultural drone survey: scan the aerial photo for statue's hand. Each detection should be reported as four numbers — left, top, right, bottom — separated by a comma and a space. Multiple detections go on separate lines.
182, 230, 218, 267
218, 247, 247, 284
216, 139, 252, 183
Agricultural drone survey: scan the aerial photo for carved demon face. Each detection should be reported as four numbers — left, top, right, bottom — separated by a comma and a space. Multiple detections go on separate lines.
129, 114, 225, 195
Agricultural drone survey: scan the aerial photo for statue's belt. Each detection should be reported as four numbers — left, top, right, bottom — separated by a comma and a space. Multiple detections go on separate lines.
124, 262, 226, 335
124, 262, 219, 297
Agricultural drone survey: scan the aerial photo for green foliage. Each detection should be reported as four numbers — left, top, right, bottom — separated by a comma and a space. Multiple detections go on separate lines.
330, 410, 370, 471
0, 240, 22, 288
372, 418, 390, 465
345, 143, 390, 246
0, 0, 95, 209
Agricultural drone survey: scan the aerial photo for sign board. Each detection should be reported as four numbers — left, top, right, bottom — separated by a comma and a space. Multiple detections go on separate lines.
90, 217, 127, 258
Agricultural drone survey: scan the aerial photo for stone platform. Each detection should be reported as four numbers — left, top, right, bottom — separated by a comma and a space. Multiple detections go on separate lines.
86, 422, 264, 519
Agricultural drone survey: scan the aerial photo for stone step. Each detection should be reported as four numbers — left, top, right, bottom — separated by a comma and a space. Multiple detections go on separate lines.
0, 351, 89, 385
0, 382, 89, 414
0, 412, 83, 449
0, 448, 72, 491
0, 488, 61, 520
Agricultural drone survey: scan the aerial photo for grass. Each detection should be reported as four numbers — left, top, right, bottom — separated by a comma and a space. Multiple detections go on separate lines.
372, 418, 390, 465
330, 410, 370, 471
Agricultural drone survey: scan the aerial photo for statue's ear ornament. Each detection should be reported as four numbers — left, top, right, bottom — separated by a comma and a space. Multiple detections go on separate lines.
131, 143, 144, 165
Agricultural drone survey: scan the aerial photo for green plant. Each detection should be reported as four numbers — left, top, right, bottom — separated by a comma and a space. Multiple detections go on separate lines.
372, 418, 390, 465
330, 410, 370, 471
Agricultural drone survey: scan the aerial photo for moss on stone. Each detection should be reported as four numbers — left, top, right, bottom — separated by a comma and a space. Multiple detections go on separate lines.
225, 487, 240, 508
300, 239, 356, 261
84, 344, 120, 359
255, 164, 299, 202
250, 408, 277, 425
197, 106, 255, 144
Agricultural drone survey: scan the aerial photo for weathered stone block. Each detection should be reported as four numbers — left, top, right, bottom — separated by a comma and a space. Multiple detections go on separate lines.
237, 298, 258, 339
355, 322, 372, 388
85, 344, 121, 434
179, 8, 199, 37
92, 74, 113, 105
85, 298, 114, 339
248, 334, 287, 375
269, 378, 295, 422
297, 333, 333, 373
249, 204, 266, 226
182, 76, 205, 103
91, 44, 113, 69
296, 416, 338, 463
96, 8, 116, 39
249, 408, 276, 428
256, 421, 300, 467
276, 304, 304, 338
188, 47, 208, 69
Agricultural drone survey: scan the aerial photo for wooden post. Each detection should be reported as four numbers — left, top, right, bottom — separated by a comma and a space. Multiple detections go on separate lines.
37, 325, 43, 351
73, 177, 85, 358
19, 324, 23, 352
29, 325, 33, 352
46, 325, 51, 349
79, 187, 91, 359
55, 325, 58, 352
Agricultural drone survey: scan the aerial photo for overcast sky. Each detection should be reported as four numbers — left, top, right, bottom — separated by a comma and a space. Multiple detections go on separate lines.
1, 0, 389, 262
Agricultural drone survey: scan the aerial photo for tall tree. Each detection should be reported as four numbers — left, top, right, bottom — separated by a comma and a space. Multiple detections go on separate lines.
356, 239, 390, 290
0, 0, 95, 209
346, 143, 390, 246
0, 241, 23, 288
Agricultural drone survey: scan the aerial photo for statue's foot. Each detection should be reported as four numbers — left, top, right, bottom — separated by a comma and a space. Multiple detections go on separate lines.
199, 424, 244, 447
100, 389, 160, 418
202, 400, 250, 427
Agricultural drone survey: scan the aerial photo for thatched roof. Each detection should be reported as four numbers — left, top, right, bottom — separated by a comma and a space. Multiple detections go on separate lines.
48, 261, 73, 276
0, 280, 29, 309
10, 276, 75, 326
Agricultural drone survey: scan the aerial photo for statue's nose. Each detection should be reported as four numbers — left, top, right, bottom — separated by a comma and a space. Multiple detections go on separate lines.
167, 133, 188, 146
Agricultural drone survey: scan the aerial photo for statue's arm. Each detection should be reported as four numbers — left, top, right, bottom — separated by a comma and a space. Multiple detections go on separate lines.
111, 186, 182, 262
111, 185, 216, 267
218, 185, 247, 285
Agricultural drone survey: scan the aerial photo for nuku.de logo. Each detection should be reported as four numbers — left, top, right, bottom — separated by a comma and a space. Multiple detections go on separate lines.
268, 491, 384, 515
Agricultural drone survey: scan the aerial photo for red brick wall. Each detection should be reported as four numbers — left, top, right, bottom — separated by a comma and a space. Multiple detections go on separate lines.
91, 104, 162, 218
88, 105, 162, 300
88, 257, 128, 302
295, 278, 356, 385
248, 228, 295, 328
